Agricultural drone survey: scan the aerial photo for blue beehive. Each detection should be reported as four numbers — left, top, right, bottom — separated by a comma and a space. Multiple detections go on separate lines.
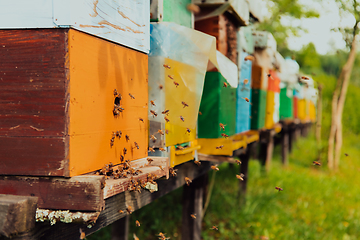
236, 52, 252, 133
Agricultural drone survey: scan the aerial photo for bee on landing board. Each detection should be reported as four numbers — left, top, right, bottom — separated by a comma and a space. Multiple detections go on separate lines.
125, 135, 130, 142
163, 64, 171, 69
181, 101, 189, 108
275, 186, 283, 192
219, 123, 226, 131
158, 129, 165, 135
221, 133, 229, 138
301, 76, 309, 80
139, 117, 144, 123
158, 84, 163, 90
159, 147, 166, 152
164, 116, 170, 123
129, 93, 135, 99
184, 177, 192, 186
123, 147, 127, 155
168, 75, 174, 80
79, 228, 86, 239
243, 79, 249, 85
150, 110, 158, 118
134, 142, 139, 149
147, 158, 154, 164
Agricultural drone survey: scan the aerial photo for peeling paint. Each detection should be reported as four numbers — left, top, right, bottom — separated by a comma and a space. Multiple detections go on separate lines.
117, 11, 141, 27
98, 20, 126, 31
79, 24, 105, 29
89, 0, 99, 17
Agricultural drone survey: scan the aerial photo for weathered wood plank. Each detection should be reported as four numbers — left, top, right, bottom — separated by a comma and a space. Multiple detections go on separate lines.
0, 176, 105, 211
0, 195, 38, 238
259, 130, 275, 172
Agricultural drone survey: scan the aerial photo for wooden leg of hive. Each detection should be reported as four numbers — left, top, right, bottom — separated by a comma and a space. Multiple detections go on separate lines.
259, 131, 274, 172
238, 144, 252, 197
288, 126, 294, 153
111, 215, 129, 240
181, 173, 207, 240
281, 129, 289, 167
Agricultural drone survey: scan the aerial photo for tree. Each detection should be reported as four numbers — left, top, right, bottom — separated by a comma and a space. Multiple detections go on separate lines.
328, 0, 360, 170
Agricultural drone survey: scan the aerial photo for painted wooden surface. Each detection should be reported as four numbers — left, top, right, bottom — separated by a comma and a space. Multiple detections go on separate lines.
151, 0, 193, 28
198, 72, 236, 138
280, 88, 294, 119
251, 65, 268, 90
251, 89, 267, 130
265, 91, 280, 129
0, 175, 105, 211
0, 28, 148, 177
0, 0, 149, 53
68, 29, 148, 177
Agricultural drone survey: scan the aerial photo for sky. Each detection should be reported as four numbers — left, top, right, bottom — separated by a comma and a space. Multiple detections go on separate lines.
262, 0, 356, 55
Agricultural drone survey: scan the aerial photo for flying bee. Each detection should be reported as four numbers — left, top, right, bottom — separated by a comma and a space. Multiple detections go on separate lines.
244, 55, 254, 61
147, 158, 154, 164
135, 220, 141, 227
176, 146, 185, 150
116, 131, 122, 139
219, 123, 226, 131
79, 228, 86, 240
139, 117, 144, 123
243, 79, 249, 85
158, 129, 164, 135
168, 75, 174, 80
150, 110, 158, 118
150, 135, 157, 143
186, 128, 191, 134
134, 142, 139, 149
148, 147, 155, 153
169, 167, 177, 177
190, 213, 196, 219
236, 173, 245, 181
118, 210, 124, 214
125, 135, 130, 141
275, 186, 283, 192
194, 160, 201, 166
163, 64, 171, 69
345, 153, 349, 157
242, 97, 250, 102
223, 82, 228, 87
235, 159, 242, 165
184, 177, 192, 186
216, 145, 224, 149
126, 206, 133, 214
210, 226, 218, 231
150, 100, 156, 106
123, 147, 127, 155
180, 116, 185, 122
313, 161, 321, 166
181, 101, 189, 108
301, 76, 309, 80
221, 133, 229, 138
113, 89, 119, 96
159, 84, 163, 90
159, 147, 166, 152
164, 117, 170, 122
162, 109, 170, 115
211, 165, 219, 171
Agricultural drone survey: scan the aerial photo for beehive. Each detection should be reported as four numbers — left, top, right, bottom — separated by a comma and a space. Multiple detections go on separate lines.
0, 29, 148, 177
265, 70, 280, 129
198, 72, 237, 138
251, 89, 267, 130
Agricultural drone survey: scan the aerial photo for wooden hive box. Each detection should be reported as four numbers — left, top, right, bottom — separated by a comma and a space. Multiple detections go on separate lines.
279, 87, 294, 120
0, 29, 148, 177
150, 0, 193, 28
0, 0, 149, 53
251, 65, 269, 90
251, 89, 267, 130
198, 72, 237, 138
265, 70, 280, 129
236, 52, 253, 134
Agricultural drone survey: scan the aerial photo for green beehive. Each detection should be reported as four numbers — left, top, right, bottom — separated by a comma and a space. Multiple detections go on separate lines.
198, 72, 236, 138
251, 89, 267, 130
280, 88, 294, 119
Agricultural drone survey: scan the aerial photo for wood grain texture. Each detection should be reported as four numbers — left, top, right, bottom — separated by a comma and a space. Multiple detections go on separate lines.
0, 175, 105, 211
0, 195, 38, 238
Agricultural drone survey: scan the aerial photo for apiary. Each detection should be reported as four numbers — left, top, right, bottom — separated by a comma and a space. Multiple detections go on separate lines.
150, 0, 193, 28
0, 29, 148, 177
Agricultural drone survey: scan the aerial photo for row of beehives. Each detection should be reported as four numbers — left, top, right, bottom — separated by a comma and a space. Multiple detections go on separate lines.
0, 0, 316, 179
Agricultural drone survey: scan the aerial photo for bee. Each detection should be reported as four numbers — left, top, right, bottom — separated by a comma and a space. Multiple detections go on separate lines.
186, 128, 191, 134
159, 166, 164, 171
267, 73, 271, 77
79, 228, 86, 240
163, 64, 171, 69
244, 55, 254, 61
180, 116, 185, 122
223, 82, 228, 87
118, 210, 124, 214
162, 109, 170, 115
191, 213, 196, 219
313, 161, 321, 166
184, 177, 192, 186
301, 76, 309, 80
134, 142, 139, 149
148, 147, 155, 153
211, 165, 219, 171
113, 89, 119, 96
110, 137, 115, 147
147, 158, 154, 164
221, 133, 229, 138
135, 220, 141, 227
164, 117, 170, 122
169, 167, 177, 177
120, 155, 124, 162
150, 135, 157, 142
242, 97, 250, 102
243, 79, 249, 85
129, 93, 135, 99
159, 147, 166, 152
216, 145, 224, 149
235, 159, 242, 165
123, 147, 127, 155
345, 153, 349, 157
157, 232, 170, 240
275, 186, 283, 192
158, 129, 164, 135
236, 173, 245, 181
181, 101, 189, 108
150, 110, 158, 118
173, 81, 180, 87
198, 111, 202, 115
139, 117, 144, 122
150, 100, 156, 106
165, 129, 169, 134
194, 160, 201, 166
219, 123, 226, 131
186, 3, 200, 14
176, 146, 185, 150
168, 75, 174, 80
116, 131, 122, 139
210, 226, 218, 231
126, 206, 133, 214
125, 135, 130, 141
159, 84, 164, 90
